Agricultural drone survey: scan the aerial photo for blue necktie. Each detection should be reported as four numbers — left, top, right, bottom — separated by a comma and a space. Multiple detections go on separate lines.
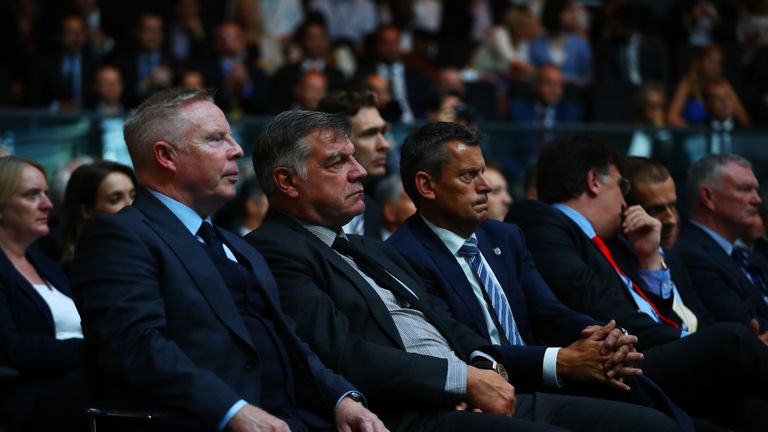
459, 238, 524, 345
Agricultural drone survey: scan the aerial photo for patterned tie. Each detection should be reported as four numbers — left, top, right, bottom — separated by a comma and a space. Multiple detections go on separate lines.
591, 235, 680, 329
459, 238, 524, 345
732, 246, 768, 302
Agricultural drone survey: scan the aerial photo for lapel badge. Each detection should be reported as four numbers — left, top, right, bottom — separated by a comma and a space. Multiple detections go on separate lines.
493, 247, 501, 255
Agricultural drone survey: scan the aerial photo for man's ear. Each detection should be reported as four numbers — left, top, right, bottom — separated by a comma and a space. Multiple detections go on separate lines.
414, 171, 436, 201
273, 167, 299, 198
586, 169, 602, 196
699, 185, 717, 212
152, 141, 178, 173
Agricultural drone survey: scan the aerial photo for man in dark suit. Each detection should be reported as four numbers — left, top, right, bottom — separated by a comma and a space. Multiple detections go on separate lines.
609, 157, 715, 332
507, 134, 768, 430
29, 14, 98, 111
387, 122, 693, 429
318, 91, 388, 238
245, 110, 681, 432
70, 88, 385, 432
676, 153, 768, 337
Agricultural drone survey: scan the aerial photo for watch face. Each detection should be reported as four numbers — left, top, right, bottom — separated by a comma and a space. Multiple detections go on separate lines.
494, 363, 509, 382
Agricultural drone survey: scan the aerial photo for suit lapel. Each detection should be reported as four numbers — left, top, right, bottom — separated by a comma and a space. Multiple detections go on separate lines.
134, 190, 257, 352
409, 216, 492, 340
273, 211, 406, 349
690, 225, 761, 299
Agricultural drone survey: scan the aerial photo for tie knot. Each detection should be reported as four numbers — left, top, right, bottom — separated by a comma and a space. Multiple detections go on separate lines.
331, 235, 355, 256
459, 238, 480, 257
732, 246, 750, 266
197, 222, 217, 245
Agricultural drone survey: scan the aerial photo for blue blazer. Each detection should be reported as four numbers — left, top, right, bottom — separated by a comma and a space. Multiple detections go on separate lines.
0, 245, 84, 430
71, 189, 354, 429
388, 216, 598, 391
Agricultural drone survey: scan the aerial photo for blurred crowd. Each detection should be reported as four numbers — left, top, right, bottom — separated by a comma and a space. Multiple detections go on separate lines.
2, 0, 768, 127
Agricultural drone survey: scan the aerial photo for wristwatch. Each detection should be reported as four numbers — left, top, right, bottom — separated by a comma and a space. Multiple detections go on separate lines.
473, 360, 509, 382
345, 391, 365, 404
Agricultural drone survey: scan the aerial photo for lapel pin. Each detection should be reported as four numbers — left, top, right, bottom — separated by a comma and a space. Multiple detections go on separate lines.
493, 247, 501, 255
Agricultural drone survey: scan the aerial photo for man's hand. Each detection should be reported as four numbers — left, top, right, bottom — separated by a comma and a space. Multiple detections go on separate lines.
749, 319, 768, 346
228, 404, 290, 432
466, 365, 516, 416
623, 205, 664, 269
335, 396, 389, 432
559, 321, 643, 391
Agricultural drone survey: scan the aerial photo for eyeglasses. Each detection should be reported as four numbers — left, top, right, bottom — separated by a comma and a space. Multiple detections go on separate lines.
603, 174, 631, 196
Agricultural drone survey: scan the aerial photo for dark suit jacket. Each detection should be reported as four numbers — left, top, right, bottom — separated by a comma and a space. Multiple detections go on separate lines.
28, 50, 98, 107
0, 245, 84, 431
608, 235, 715, 329
387, 216, 598, 390
507, 200, 683, 350
245, 210, 499, 429
70, 189, 353, 429
357, 62, 430, 120
675, 223, 768, 331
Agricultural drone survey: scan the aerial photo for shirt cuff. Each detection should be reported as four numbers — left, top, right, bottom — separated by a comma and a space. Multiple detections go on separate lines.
218, 399, 248, 431
679, 330, 690, 338
469, 350, 496, 363
445, 355, 468, 395
637, 268, 673, 299
543, 347, 563, 388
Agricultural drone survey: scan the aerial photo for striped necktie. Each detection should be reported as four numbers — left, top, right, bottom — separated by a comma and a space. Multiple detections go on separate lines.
459, 238, 524, 345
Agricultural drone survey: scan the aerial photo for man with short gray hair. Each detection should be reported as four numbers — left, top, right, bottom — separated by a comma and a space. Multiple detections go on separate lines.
676, 153, 768, 339
72, 88, 385, 432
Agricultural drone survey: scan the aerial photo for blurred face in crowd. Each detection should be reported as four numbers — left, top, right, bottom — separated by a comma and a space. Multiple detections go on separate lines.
0, 165, 53, 244
383, 182, 416, 233
536, 65, 564, 107
180, 71, 205, 89
632, 177, 679, 248
704, 82, 734, 121
96, 66, 123, 104
61, 16, 87, 53
698, 48, 723, 80
83, 172, 135, 218
423, 142, 491, 237
365, 74, 392, 108
485, 167, 513, 222
216, 22, 246, 57
348, 107, 390, 179
640, 89, 666, 126
709, 162, 762, 241
137, 14, 164, 52
302, 23, 329, 60
377, 26, 401, 63
294, 71, 327, 111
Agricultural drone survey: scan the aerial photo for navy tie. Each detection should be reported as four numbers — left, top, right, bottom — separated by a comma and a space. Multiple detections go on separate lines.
197, 222, 227, 260
459, 238, 524, 345
732, 246, 768, 302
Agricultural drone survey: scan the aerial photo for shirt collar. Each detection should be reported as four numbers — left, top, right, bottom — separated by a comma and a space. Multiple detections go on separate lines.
552, 203, 597, 238
691, 220, 733, 255
420, 214, 476, 256
300, 220, 341, 247
148, 189, 211, 236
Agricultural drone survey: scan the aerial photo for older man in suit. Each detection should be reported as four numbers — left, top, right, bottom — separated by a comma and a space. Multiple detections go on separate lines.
70, 88, 385, 432
676, 153, 768, 338
245, 110, 682, 432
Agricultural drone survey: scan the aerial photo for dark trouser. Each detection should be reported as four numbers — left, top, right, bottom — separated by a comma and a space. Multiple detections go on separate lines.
642, 322, 768, 432
390, 392, 681, 432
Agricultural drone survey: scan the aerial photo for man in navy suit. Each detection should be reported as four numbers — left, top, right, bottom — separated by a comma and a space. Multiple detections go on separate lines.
676, 153, 768, 336
387, 122, 692, 429
70, 88, 385, 432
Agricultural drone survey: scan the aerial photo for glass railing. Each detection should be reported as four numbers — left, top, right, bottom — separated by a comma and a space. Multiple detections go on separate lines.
1, 108, 766, 197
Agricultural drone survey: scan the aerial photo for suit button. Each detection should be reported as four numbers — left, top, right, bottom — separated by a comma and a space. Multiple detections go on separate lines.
245, 360, 256, 371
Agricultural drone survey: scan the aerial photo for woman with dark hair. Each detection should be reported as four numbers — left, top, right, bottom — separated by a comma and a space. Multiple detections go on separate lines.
0, 156, 86, 432
59, 161, 136, 269
529, 0, 592, 86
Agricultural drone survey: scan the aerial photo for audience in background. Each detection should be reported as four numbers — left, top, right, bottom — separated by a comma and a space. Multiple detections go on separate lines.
0, 156, 86, 432
214, 175, 269, 236
90, 64, 125, 115
471, 7, 539, 81
484, 164, 513, 222
290, 69, 327, 111
58, 161, 136, 271
529, 0, 592, 86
